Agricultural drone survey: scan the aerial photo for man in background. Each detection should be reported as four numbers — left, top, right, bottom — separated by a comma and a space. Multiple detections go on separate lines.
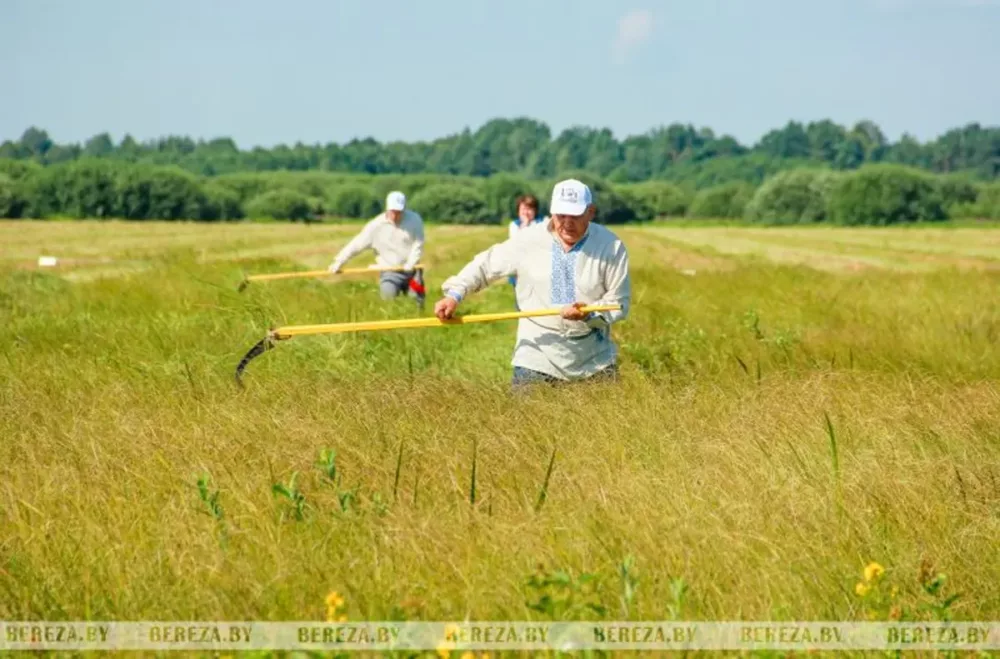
328, 190, 426, 308
434, 179, 630, 387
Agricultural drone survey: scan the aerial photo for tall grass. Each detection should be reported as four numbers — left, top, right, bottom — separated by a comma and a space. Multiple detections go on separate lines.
0, 221, 998, 623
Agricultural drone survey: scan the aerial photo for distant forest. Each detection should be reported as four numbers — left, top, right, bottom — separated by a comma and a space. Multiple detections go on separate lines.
2, 118, 999, 225
2, 117, 998, 187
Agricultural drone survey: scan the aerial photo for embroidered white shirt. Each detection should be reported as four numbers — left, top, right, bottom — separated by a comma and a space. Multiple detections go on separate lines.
442, 221, 631, 380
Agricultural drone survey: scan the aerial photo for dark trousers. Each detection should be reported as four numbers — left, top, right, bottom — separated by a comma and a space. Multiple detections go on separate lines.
379, 269, 425, 307
511, 364, 618, 389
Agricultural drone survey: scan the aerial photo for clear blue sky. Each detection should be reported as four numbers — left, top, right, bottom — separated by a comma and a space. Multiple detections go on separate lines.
3, 0, 999, 148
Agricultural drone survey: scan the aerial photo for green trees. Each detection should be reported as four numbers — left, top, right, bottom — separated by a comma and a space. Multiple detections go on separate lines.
977, 184, 1000, 219
745, 169, 840, 224
0, 143, 992, 224
935, 174, 980, 210
827, 165, 946, 226
23, 160, 121, 218
0, 159, 41, 181
83, 133, 115, 158
953, 182, 1000, 219
118, 165, 207, 220
482, 173, 537, 221
328, 184, 382, 219
244, 189, 313, 221
201, 182, 243, 221
16, 127, 53, 159
617, 182, 691, 220
13, 161, 211, 220
688, 182, 755, 218
2, 119, 997, 187
0, 174, 26, 218
409, 185, 493, 224
210, 173, 274, 205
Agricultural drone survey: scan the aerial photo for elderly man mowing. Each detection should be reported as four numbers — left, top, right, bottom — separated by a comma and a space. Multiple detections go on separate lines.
328, 191, 426, 308
434, 179, 631, 387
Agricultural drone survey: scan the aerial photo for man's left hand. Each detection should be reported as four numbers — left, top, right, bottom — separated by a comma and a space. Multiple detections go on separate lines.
435, 297, 459, 320
560, 301, 588, 321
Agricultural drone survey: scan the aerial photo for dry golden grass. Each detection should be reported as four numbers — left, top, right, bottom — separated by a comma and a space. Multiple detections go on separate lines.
652, 226, 1000, 273
0, 220, 998, 629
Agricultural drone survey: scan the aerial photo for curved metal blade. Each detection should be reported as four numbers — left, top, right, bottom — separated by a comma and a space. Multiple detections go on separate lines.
234, 335, 275, 389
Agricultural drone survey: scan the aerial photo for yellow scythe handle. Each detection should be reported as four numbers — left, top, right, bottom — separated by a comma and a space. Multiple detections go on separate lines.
234, 303, 623, 387
245, 264, 426, 283
270, 304, 622, 339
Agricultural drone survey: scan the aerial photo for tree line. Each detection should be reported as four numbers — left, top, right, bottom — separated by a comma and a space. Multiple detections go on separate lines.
1, 157, 998, 225
2, 117, 999, 185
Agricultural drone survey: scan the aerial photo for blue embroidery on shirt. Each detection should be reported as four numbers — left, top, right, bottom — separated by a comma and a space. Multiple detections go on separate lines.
550, 235, 588, 305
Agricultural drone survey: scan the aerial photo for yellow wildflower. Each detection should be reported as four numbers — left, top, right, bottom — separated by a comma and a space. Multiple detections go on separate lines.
864, 562, 885, 582
890, 586, 899, 599
855, 581, 870, 597
324, 591, 347, 622
461, 653, 475, 659
325, 591, 345, 610
436, 644, 454, 659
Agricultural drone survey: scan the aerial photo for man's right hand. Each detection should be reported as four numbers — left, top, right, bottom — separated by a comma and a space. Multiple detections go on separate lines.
328, 263, 342, 273
434, 297, 458, 320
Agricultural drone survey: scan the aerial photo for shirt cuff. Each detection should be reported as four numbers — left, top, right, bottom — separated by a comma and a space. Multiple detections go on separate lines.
584, 311, 609, 329
446, 290, 464, 303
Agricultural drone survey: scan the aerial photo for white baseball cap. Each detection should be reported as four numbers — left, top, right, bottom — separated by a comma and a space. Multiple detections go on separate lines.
386, 191, 406, 211
549, 179, 593, 216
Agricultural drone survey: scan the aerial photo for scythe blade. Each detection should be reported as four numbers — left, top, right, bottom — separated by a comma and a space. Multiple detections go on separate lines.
234, 331, 278, 389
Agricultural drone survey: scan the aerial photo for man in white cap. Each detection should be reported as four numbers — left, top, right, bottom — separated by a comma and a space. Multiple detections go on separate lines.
434, 179, 631, 386
328, 190, 426, 307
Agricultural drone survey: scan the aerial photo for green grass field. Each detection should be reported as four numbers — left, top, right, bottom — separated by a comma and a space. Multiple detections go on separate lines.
1, 220, 998, 628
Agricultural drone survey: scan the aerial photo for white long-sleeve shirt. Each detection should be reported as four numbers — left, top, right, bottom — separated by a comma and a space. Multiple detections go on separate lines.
508, 216, 544, 240
442, 221, 631, 380
331, 210, 424, 271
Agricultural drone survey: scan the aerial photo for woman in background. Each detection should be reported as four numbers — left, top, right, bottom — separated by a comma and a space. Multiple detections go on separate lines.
507, 195, 545, 299
508, 194, 543, 241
